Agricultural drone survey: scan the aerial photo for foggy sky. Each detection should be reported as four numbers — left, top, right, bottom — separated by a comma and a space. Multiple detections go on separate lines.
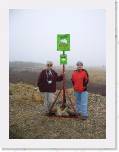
9, 9, 105, 67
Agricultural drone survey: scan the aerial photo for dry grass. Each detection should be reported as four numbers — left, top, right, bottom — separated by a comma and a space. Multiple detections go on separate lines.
87, 68, 106, 85
9, 83, 106, 139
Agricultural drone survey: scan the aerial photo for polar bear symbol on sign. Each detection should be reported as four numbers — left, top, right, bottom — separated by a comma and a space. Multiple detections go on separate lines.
60, 39, 68, 45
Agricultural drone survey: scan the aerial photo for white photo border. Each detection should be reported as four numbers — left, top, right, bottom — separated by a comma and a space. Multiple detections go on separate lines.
0, 0, 117, 149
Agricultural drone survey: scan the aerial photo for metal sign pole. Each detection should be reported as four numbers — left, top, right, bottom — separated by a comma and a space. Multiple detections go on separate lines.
49, 34, 77, 117
62, 51, 66, 108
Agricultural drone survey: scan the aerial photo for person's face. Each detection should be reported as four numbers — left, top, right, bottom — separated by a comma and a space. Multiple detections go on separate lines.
77, 64, 83, 70
47, 64, 53, 69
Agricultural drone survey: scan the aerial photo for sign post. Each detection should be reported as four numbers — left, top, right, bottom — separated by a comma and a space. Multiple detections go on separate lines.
49, 34, 76, 116
57, 34, 70, 108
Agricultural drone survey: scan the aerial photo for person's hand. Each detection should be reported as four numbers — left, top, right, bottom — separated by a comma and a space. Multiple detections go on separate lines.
34, 87, 38, 91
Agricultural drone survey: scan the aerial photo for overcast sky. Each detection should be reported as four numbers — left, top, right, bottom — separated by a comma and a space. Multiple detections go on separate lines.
9, 9, 105, 67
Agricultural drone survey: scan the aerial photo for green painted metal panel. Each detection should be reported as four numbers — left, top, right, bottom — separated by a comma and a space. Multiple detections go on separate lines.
57, 34, 70, 51
60, 54, 67, 64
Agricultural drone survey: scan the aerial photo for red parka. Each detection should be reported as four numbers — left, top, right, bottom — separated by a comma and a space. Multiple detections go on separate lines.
71, 69, 89, 92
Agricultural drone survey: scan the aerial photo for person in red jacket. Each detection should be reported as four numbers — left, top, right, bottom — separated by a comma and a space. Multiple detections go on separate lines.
37, 61, 63, 115
71, 61, 89, 120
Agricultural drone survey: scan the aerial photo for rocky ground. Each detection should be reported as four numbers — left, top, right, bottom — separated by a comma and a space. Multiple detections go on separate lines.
9, 83, 106, 139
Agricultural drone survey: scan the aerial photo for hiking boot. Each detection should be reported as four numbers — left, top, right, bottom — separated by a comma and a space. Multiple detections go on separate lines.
81, 116, 88, 120
44, 113, 50, 116
76, 113, 81, 117
47, 111, 55, 116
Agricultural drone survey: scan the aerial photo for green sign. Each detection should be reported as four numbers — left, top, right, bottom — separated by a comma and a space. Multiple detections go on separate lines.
57, 34, 70, 51
60, 54, 67, 64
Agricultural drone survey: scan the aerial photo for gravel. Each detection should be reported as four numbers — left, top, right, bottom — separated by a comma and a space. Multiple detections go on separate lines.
9, 83, 106, 139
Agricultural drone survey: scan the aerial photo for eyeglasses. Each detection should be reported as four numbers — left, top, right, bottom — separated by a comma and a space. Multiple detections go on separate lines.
47, 64, 53, 67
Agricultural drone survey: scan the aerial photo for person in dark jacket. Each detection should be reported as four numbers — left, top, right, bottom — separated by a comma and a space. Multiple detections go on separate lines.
71, 61, 89, 120
37, 61, 63, 114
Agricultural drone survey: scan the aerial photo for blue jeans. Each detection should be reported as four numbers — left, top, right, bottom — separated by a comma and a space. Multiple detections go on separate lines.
74, 91, 88, 117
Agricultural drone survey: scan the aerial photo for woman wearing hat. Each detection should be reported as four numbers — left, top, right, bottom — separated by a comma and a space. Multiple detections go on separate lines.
37, 61, 63, 115
71, 61, 89, 120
